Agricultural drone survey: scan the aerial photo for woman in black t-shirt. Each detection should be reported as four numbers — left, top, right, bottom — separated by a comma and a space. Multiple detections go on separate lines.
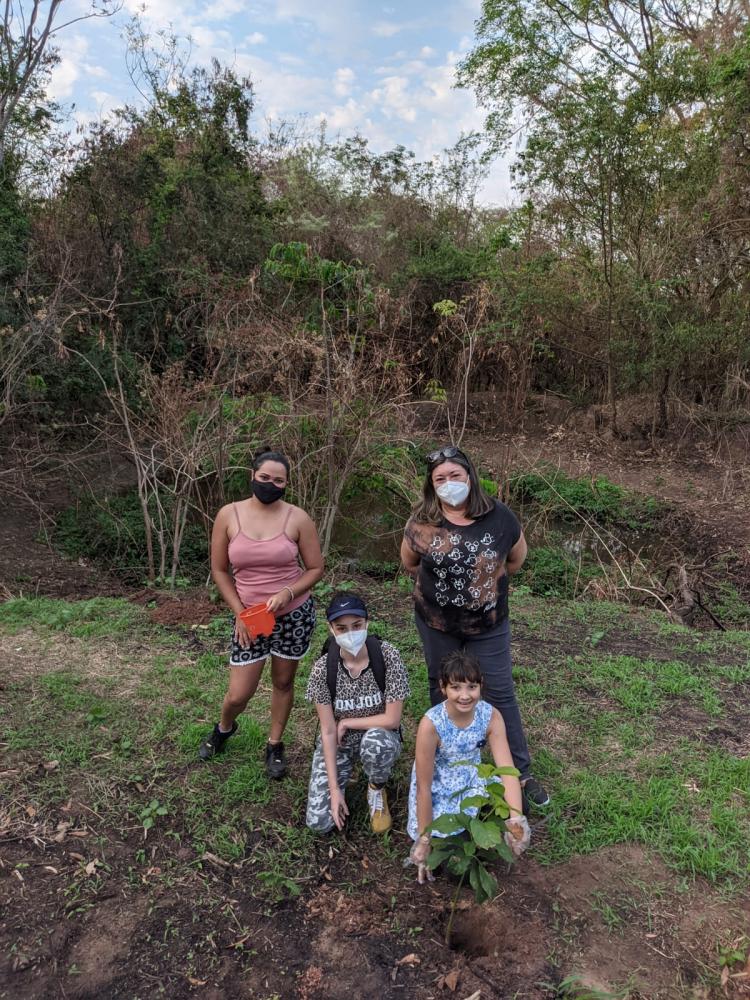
401, 445, 549, 809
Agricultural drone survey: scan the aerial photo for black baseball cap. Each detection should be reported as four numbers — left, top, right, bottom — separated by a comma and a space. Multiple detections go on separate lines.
326, 593, 368, 622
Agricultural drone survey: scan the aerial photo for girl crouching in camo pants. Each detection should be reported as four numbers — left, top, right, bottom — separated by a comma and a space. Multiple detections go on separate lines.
305, 593, 410, 834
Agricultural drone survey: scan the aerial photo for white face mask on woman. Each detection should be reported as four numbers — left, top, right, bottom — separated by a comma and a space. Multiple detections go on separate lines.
436, 480, 470, 506
335, 629, 368, 656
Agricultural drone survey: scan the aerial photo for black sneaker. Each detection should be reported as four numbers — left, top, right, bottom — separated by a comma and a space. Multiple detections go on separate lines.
522, 777, 550, 811
198, 722, 237, 761
265, 741, 287, 780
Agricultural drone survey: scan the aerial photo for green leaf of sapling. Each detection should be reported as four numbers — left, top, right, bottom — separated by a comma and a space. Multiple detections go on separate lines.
428, 813, 464, 835
460, 794, 490, 811
469, 818, 504, 850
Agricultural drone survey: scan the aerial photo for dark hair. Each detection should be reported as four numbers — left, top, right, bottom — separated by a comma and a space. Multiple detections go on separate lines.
252, 447, 290, 476
411, 447, 494, 525
438, 651, 483, 688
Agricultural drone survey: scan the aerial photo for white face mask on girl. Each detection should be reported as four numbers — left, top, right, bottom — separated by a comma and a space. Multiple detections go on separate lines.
436, 480, 470, 506
335, 629, 368, 656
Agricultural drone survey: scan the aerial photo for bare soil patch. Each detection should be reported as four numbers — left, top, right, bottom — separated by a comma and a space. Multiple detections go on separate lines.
3, 828, 748, 999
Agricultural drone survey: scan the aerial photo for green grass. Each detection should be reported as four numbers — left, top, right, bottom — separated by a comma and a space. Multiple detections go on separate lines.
507, 466, 664, 529
0, 596, 148, 637
1, 590, 748, 895
538, 749, 750, 882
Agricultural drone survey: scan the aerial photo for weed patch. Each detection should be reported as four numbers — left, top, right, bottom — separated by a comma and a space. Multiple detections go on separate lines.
0, 596, 148, 637
507, 466, 663, 529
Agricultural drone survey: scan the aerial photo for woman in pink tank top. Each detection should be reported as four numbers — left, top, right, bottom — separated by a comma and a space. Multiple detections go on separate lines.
198, 448, 324, 779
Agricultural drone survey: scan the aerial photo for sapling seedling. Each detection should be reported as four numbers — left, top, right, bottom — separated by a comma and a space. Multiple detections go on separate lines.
425, 761, 521, 943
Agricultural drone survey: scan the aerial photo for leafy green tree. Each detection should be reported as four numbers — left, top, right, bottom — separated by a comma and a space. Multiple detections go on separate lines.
460, 0, 750, 425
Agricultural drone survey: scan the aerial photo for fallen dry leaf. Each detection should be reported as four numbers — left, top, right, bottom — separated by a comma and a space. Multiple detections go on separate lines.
12, 869, 24, 882
397, 953, 420, 967
44, 866, 59, 875
721, 965, 730, 989
84, 859, 99, 876
69, 852, 85, 862
442, 969, 460, 991
25, 805, 37, 818
462, 992, 481, 1000
201, 852, 229, 868
53, 821, 71, 843
187, 977, 207, 987
43, 760, 59, 771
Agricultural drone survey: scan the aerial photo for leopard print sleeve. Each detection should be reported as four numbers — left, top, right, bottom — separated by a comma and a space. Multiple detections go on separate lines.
305, 655, 331, 704
382, 641, 411, 702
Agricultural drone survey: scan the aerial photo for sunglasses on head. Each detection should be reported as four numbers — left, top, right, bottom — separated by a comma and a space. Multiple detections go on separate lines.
426, 446, 466, 466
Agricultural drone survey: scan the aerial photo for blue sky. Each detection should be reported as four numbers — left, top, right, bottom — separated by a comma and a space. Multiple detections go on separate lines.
46, 0, 513, 204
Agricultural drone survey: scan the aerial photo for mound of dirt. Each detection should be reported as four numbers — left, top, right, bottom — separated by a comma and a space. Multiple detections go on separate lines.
128, 589, 219, 626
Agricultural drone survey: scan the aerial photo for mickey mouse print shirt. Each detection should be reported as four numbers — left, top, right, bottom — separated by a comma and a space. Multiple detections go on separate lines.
404, 501, 522, 635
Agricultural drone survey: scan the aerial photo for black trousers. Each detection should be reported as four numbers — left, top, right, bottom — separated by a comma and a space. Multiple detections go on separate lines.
414, 613, 532, 780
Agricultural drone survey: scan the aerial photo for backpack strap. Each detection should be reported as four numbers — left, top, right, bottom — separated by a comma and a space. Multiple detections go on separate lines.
365, 636, 386, 695
325, 639, 340, 706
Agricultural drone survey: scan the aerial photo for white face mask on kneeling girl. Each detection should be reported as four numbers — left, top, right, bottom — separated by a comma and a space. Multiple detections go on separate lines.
335, 629, 368, 656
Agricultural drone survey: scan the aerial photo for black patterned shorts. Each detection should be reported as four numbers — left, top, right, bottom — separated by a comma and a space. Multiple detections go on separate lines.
229, 597, 316, 666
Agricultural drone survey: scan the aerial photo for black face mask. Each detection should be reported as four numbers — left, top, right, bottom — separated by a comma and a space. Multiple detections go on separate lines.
252, 479, 286, 505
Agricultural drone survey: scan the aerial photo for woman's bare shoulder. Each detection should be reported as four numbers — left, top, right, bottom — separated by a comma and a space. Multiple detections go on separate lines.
214, 502, 242, 528
286, 503, 315, 530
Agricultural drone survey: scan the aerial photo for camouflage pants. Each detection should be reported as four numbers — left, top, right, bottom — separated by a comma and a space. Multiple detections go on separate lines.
305, 727, 402, 834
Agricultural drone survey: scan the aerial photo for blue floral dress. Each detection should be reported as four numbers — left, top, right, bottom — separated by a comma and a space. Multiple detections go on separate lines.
407, 700, 495, 841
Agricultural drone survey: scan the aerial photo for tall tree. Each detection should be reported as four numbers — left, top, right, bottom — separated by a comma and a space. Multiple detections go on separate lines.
0, 0, 119, 166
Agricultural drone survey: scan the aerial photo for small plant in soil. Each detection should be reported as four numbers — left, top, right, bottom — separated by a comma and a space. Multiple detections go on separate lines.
140, 798, 169, 834
425, 761, 520, 944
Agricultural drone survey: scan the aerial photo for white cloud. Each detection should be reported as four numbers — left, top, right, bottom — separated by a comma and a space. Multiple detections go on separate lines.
231, 53, 330, 119
333, 67, 355, 97
371, 76, 416, 122
48, 58, 80, 100
372, 20, 403, 37
90, 89, 118, 111
204, 0, 248, 20
321, 98, 371, 131
122, 0, 183, 28
480, 160, 514, 205
82, 63, 109, 80
51, 1, 516, 206
190, 25, 233, 49
47, 33, 90, 101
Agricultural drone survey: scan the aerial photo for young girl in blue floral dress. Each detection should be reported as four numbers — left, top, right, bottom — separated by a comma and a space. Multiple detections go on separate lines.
407, 651, 531, 882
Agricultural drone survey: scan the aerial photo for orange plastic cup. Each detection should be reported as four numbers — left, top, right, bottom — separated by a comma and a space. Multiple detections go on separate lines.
239, 603, 276, 639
